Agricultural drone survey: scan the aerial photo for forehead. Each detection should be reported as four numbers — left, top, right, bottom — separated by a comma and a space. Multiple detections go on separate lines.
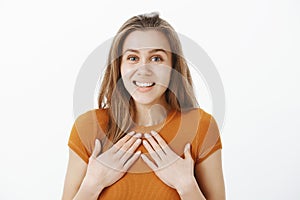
122, 30, 171, 53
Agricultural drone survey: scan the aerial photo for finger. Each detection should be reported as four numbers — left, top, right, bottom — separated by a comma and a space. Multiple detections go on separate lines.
147, 132, 167, 156
123, 151, 141, 171
120, 138, 142, 163
141, 154, 157, 170
143, 140, 162, 162
150, 130, 168, 146
184, 143, 192, 159
150, 130, 168, 150
91, 139, 102, 158
115, 133, 141, 157
113, 131, 136, 152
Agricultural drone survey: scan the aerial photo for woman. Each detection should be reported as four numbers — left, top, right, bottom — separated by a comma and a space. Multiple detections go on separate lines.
62, 12, 226, 200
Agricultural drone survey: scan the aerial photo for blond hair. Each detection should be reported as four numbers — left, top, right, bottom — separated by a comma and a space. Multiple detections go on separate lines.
98, 12, 198, 143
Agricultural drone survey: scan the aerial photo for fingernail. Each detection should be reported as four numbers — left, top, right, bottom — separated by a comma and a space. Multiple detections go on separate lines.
136, 151, 141, 154
150, 130, 157, 136
127, 131, 135, 136
144, 133, 151, 138
136, 139, 142, 143
133, 133, 142, 138
186, 143, 191, 149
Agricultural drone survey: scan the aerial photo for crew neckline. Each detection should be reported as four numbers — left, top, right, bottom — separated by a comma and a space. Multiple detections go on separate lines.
132, 108, 177, 130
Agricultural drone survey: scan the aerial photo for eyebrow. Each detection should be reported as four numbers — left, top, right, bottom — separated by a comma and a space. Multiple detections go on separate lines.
123, 48, 168, 55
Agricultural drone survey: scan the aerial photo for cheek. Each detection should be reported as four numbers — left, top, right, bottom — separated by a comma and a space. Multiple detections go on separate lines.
120, 64, 133, 78
153, 65, 172, 87
120, 64, 126, 77
120, 64, 135, 92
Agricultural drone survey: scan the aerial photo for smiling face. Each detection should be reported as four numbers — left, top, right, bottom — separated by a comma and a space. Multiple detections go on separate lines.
120, 30, 172, 107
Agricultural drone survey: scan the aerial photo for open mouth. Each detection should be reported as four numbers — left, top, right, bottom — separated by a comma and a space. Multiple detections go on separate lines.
133, 81, 155, 88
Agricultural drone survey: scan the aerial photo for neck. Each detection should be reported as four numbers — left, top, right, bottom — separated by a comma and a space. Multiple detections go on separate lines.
134, 101, 171, 126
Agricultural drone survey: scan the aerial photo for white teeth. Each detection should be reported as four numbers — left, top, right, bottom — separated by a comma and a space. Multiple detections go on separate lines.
134, 81, 155, 87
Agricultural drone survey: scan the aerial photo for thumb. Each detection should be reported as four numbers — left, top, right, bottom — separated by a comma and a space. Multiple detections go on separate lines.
183, 143, 192, 159
91, 139, 102, 158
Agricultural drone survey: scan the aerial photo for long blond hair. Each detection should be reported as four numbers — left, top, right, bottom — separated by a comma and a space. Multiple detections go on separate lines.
98, 12, 198, 143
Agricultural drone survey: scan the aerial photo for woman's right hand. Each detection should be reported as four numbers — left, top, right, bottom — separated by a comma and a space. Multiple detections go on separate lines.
82, 131, 142, 193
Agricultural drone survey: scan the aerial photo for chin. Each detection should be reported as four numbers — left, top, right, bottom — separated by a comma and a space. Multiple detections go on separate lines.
132, 97, 158, 106
132, 93, 167, 107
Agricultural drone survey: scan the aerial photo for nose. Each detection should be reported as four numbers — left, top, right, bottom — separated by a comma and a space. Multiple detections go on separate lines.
137, 64, 152, 76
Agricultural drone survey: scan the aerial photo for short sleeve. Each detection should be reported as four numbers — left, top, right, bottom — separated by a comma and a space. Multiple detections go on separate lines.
67, 109, 109, 164
68, 122, 90, 163
195, 112, 222, 164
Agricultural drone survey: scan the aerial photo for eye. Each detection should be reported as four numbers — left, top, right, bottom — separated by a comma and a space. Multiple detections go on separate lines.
127, 56, 139, 62
151, 56, 163, 62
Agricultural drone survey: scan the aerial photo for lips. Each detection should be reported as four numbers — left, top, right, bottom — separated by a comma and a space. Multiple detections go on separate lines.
133, 81, 155, 88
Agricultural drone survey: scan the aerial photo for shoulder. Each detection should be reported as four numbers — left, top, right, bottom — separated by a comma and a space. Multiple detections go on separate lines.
178, 107, 218, 139
181, 107, 215, 125
181, 108, 220, 141
74, 108, 109, 141
75, 108, 109, 128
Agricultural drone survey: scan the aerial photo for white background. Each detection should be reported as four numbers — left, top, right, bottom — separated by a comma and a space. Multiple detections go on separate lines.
0, 0, 299, 199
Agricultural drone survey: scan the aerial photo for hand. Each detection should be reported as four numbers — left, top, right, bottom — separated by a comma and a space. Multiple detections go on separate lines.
84, 131, 142, 191
141, 131, 195, 191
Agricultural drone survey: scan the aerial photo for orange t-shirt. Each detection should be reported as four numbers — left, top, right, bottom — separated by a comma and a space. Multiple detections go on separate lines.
68, 108, 222, 199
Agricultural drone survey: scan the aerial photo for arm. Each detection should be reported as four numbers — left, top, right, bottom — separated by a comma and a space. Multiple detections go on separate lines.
62, 133, 142, 200
61, 149, 101, 200
194, 149, 226, 200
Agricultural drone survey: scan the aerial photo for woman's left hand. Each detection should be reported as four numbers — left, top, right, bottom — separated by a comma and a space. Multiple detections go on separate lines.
141, 130, 195, 191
